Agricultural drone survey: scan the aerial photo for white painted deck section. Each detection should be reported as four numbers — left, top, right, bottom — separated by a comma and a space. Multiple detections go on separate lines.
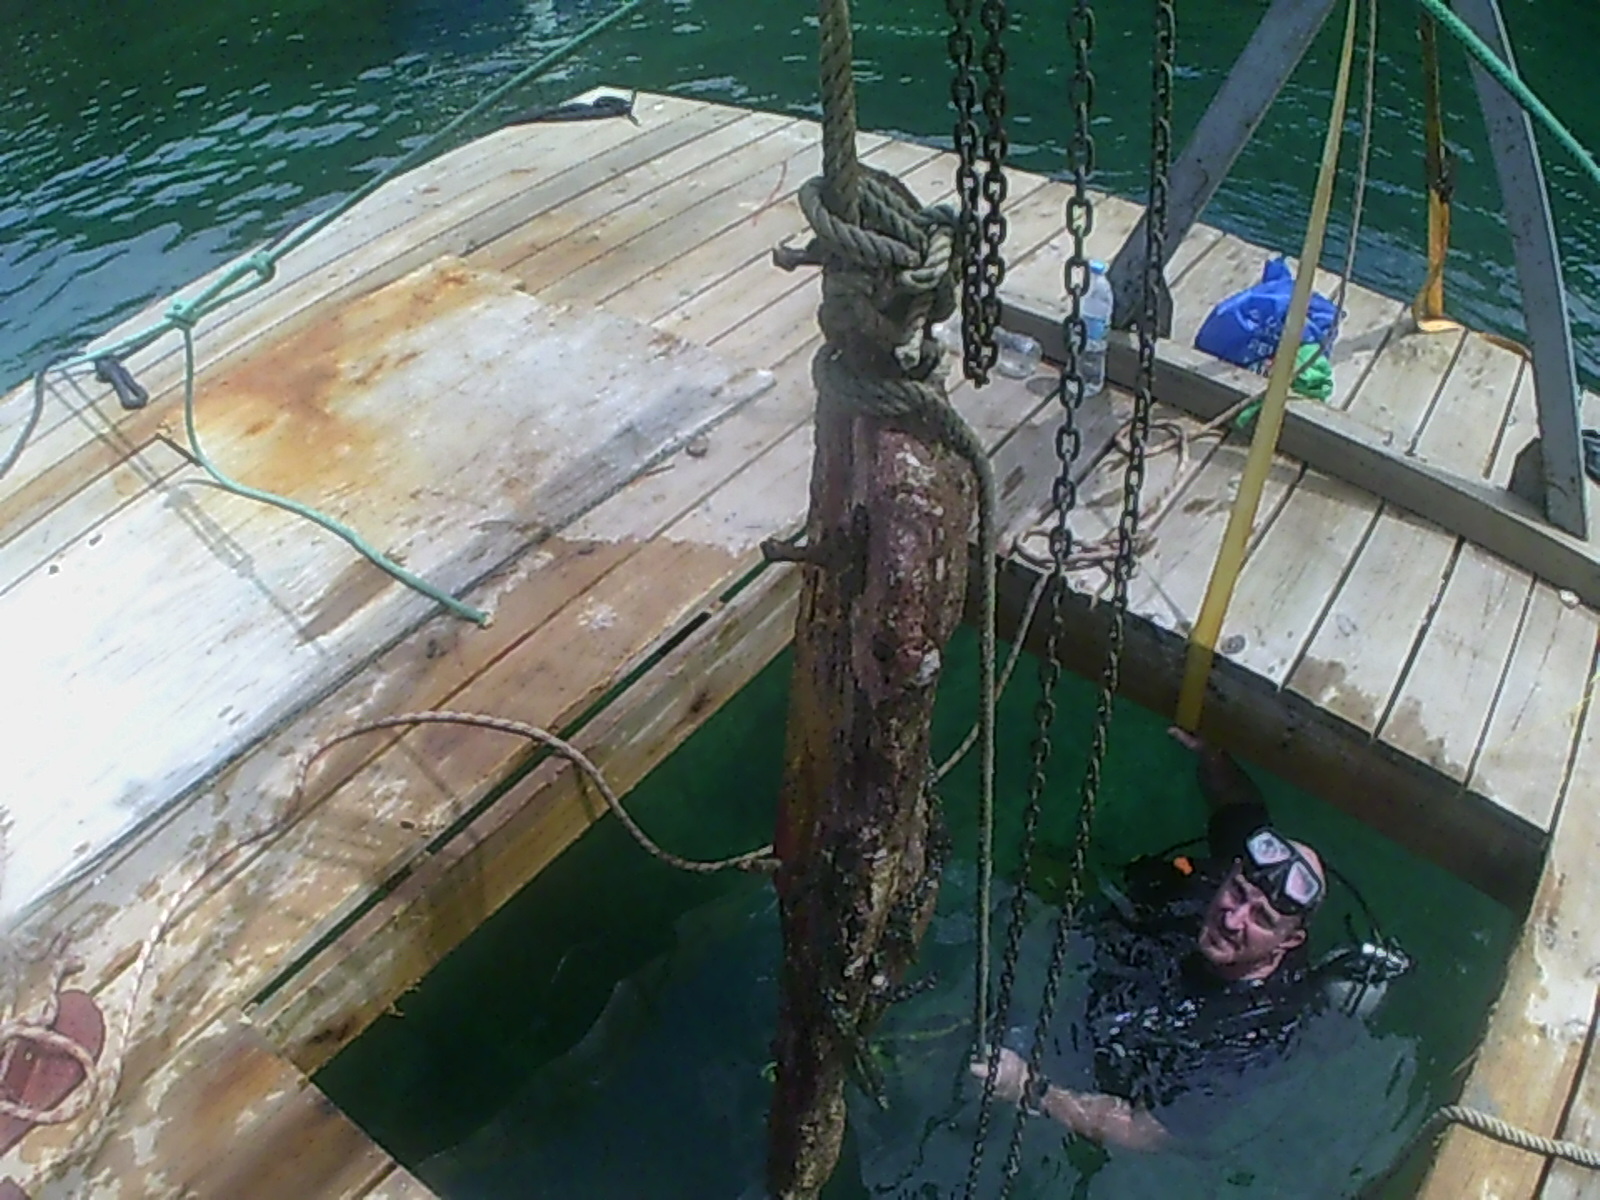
0, 257, 766, 923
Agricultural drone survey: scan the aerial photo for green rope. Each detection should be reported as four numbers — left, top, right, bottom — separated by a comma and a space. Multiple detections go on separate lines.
15, 0, 655, 623
176, 326, 490, 625
1416, 0, 1600, 193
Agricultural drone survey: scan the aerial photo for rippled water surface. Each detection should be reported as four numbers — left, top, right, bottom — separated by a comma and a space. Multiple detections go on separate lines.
6, 0, 1600, 389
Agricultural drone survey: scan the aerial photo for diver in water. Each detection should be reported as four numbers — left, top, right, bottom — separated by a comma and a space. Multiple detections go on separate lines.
970, 727, 1357, 1152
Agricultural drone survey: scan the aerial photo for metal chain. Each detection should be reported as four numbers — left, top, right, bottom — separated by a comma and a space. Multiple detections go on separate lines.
975, 0, 1011, 364
947, 0, 994, 383
961, 3, 1095, 1197
991, 2, 1171, 1195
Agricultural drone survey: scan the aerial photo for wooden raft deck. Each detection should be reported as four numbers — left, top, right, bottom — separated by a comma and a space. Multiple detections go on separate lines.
0, 90, 1596, 1195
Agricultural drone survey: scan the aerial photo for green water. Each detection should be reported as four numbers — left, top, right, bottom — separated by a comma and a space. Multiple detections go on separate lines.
6, 0, 1600, 391
316, 633, 1513, 1197
6, 0, 1549, 1192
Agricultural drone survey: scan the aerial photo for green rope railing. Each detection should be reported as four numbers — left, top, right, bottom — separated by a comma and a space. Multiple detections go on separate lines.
1416, 0, 1600, 193
15, 0, 657, 625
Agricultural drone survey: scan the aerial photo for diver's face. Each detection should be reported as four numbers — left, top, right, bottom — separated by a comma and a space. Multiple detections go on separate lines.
1197, 864, 1306, 981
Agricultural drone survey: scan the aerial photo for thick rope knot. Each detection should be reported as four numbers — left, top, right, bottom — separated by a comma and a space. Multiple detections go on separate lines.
786, 169, 960, 374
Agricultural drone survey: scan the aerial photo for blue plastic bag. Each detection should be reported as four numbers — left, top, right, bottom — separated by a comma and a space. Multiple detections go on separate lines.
1194, 257, 1340, 371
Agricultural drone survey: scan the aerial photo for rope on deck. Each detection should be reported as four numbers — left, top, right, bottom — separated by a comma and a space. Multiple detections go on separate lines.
1435, 1104, 1600, 1167
2, 694, 776, 1188
297, 711, 779, 874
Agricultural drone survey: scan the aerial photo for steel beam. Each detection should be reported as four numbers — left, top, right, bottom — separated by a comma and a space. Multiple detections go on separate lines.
1456, 0, 1587, 537
1106, 0, 1339, 330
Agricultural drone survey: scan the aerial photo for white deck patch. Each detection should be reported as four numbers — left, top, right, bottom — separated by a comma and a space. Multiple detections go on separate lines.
0, 257, 768, 924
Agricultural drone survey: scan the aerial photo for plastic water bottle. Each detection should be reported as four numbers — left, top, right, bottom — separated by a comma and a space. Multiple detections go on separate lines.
994, 326, 1042, 379
1078, 259, 1113, 398
933, 315, 1041, 379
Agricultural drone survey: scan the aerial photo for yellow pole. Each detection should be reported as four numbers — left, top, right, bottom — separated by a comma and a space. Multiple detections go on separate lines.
1174, 0, 1362, 732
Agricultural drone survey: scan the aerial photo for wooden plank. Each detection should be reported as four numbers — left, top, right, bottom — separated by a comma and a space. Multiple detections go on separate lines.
1340, 326, 1464, 450
1288, 399, 1600, 609
1002, 187, 1146, 303
1379, 543, 1533, 783
0, 439, 189, 596
475, 110, 803, 283
1491, 367, 1540, 486
616, 137, 938, 327
1325, 287, 1408, 412
1124, 432, 1301, 636
23, 1015, 400, 1200
541, 130, 837, 310
1545, 1020, 1600, 1200
1220, 471, 1379, 685
1412, 331, 1526, 467
1419, 695, 1600, 1199
1470, 584, 1598, 831
1289, 506, 1458, 733
651, 139, 954, 355
360, 1167, 439, 1200
1168, 223, 1227, 283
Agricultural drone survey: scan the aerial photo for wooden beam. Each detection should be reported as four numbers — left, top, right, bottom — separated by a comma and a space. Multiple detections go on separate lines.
1418, 692, 1600, 1198
981, 558, 1542, 910
1105, 0, 1339, 327
17, 1015, 415, 1200
1003, 295, 1600, 609
1456, 0, 1588, 539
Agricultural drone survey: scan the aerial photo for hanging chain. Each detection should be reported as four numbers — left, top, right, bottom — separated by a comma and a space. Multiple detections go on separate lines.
975, 0, 1010, 365
948, 0, 1009, 385
948, 0, 989, 382
991, 2, 1171, 1196
961, 4, 1094, 1199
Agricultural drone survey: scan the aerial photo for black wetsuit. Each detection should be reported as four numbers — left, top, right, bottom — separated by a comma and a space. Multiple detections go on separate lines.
1080, 802, 1319, 1123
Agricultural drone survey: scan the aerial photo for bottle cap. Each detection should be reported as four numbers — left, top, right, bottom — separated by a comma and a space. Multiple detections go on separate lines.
1090, 259, 1108, 274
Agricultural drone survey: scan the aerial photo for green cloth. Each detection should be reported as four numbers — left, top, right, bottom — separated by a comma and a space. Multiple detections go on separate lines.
1234, 343, 1334, 430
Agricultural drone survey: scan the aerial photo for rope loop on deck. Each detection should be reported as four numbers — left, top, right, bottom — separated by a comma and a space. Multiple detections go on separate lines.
1433, 1104, 1600, 1170
0, 957, 99, 1128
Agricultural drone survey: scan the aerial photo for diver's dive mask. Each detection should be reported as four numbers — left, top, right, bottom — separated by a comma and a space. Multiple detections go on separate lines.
1241, 827, 1324, 917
